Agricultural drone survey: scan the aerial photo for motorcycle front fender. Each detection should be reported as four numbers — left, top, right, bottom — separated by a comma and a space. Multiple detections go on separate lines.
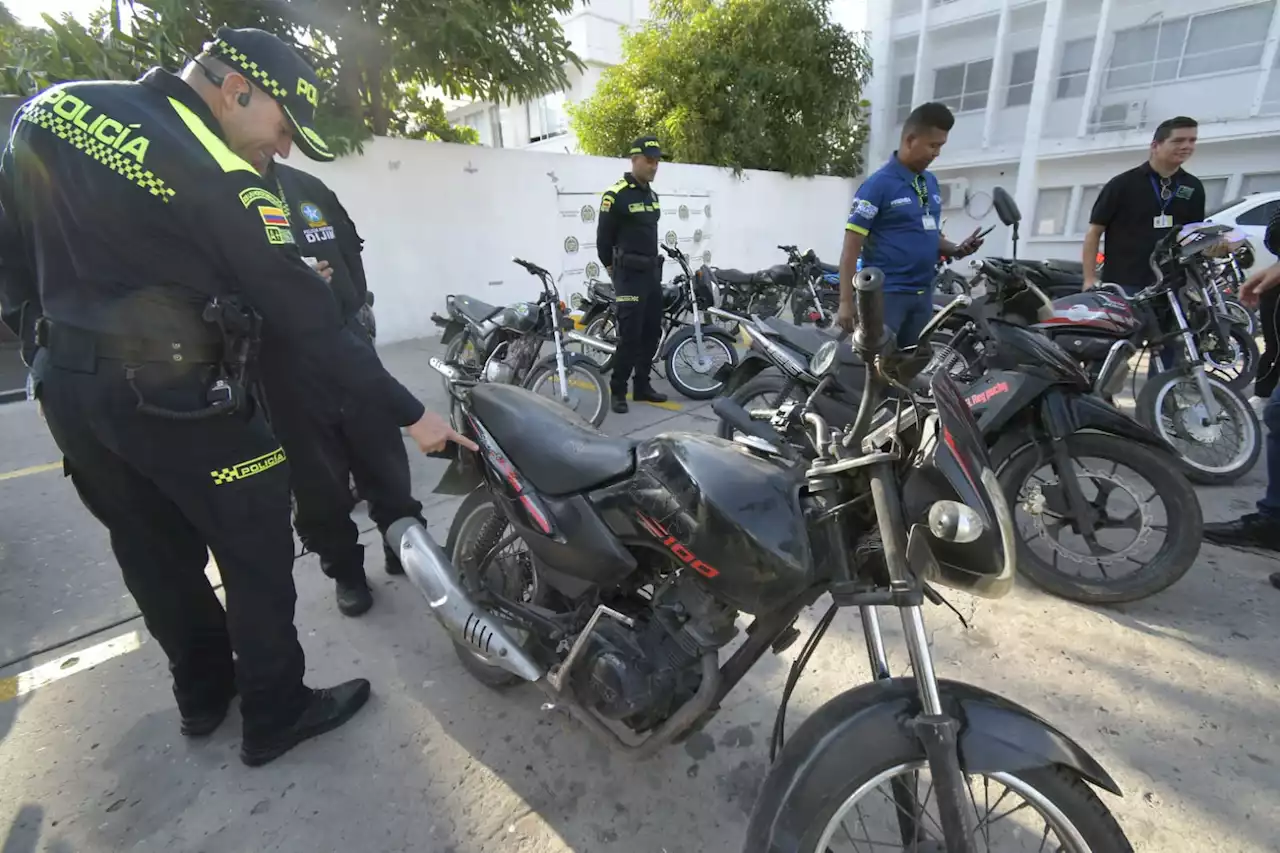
746, 677, 1121, 853
1062, 391, 1175, 454
719, 351, 777, 395
659, 324, 739, 359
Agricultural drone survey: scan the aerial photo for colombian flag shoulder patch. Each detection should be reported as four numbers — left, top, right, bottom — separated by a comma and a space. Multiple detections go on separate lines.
258, 206, 290, 227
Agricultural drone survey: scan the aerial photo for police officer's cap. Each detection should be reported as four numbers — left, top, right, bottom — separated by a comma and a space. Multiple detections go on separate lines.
204, 27, 335, 162
629, 136, 663, 160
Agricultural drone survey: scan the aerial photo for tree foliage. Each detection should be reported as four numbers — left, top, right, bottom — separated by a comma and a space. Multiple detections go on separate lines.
570, 0, 871, 178
0, 0, 586, 153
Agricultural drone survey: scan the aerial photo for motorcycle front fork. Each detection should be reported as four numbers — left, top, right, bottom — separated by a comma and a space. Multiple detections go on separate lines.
1164, 290, 1222, 421
865, 465, 976, 853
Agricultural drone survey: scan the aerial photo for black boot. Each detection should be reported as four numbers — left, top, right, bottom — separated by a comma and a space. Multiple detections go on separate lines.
383, 543, 405, 576
632, 385, 668, 404
611, 391, 629, 414
1270, 573, 1280, 590
1204, 513, 1280, 552
240, 679, 372, 767
180, 690, 236, 738
335, 574, 373, 617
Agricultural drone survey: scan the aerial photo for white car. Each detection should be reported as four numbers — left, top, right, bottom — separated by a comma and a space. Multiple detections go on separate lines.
1205, 191, 1280, 274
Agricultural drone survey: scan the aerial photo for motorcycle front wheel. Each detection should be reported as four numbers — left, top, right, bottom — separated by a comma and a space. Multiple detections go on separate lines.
665, 333, 738, 400
1136, 370, 1260, 485
524, 357, 611, 427
1202, 323, 1259, 392
578, 314, 617, 373
745, 692, 1134, 853
716, 373, 804, 442
997, 432, 1202, 604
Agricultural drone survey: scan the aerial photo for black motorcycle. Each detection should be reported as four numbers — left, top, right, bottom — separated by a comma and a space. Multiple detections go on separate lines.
564, 244, 740, 400
388, 269, 1134, 852
431, 258, 611, 426
712, 271, 1203, 605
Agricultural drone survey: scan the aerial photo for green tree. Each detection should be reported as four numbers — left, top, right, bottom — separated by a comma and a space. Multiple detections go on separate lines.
570, 0, 871, 178
0, 0, 585, 152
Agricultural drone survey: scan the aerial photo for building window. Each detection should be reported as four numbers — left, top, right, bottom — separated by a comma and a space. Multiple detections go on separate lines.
1034, 188, 1072, 237
933, 58, 993, 113
896, 74, 915, 123
1201, 177, 1228, 214
1241, 172, 1280, 197
1006, 49, 1038, 107
528, 93, 568, 143
1075, 185, 1103, 235
1057, 38, 1094, 99
1105, 4, 1274, 92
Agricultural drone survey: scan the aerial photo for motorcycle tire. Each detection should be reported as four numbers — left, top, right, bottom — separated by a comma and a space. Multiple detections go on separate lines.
444, 489, 534, 690
443, 330, 482, 391
1135, 370, 1261, 486
744, 684, 1135, 853
524, 358, 611, 427
582, 315, 617, 373
1204, 324, 1259, 392
716, 373, 804, 441
1222, 296, 1257, 335
664, 331, 739, 400
996, 433, 1202, 604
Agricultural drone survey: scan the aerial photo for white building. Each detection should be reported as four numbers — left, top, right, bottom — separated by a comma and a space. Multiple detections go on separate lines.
865, 0, 1280, 259
447, 0, 651, 153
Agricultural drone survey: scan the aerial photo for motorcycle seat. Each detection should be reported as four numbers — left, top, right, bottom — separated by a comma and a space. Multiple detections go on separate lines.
452, 295, 504, 323
589, 280, 615, 302
713, 268, 760, 285
469, 384, 636, 497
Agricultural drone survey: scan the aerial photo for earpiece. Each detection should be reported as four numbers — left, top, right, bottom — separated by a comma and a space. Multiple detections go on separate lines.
237, 88, 251, 108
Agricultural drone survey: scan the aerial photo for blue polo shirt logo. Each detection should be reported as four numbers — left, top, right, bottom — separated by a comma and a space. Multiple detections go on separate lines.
845, 156, 943, 292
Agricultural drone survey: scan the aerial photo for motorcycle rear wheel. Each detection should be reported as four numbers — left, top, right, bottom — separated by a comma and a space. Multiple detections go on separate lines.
996, 433, 1202, 604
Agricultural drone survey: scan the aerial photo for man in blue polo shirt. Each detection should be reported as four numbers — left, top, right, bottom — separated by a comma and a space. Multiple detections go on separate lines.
837, 102, 982, 345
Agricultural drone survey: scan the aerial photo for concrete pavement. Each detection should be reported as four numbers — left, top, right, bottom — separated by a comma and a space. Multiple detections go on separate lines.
1, 336, 1278, 853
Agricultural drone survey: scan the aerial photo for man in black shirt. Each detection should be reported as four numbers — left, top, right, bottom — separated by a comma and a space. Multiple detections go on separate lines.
0, 28, 473, 765
1083, 116, 1206, 293
249, 155, 424, 617
596, 136, 666, 414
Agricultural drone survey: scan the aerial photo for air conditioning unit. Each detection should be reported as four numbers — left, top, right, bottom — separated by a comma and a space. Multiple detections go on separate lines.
937, 177, 969, 211
1092, 100, 1146, 132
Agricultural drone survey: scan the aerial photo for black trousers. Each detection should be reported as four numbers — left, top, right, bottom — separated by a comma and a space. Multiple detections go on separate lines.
34, 349, 309, 738
612, 264, 663, 394
260, 339, 422, 583
1256, 288, 1280, 398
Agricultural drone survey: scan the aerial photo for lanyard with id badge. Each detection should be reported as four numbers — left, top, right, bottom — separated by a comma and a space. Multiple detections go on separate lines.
914, 175, 938, 231
1151, 174, 1177, 229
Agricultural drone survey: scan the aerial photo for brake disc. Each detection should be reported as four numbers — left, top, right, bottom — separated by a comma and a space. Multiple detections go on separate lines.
1021, 472, 1153, 566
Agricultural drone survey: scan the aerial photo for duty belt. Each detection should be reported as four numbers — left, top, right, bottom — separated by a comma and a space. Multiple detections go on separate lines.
35, 319, 224, 364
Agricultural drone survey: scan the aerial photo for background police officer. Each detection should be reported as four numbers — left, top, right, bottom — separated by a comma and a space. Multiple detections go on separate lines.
0, 27, 473, 766
838, 103, 982, 346
597, 136, 668, 413
244, 151, 424, 617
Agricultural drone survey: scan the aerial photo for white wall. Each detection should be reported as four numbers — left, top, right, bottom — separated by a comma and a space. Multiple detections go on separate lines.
292, 137, 856, 344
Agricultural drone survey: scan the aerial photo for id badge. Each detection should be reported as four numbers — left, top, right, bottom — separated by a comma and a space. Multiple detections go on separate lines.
1153, 214, 1172, 229
922, 215, 938, 231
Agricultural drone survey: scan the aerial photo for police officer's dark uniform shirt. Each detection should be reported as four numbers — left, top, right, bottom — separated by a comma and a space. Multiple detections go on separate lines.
596, 172, 660, 270
0, 69, 425, 427
846, 155, 943, 293
1090, 163, 1206, 290
270, 162, 367, 320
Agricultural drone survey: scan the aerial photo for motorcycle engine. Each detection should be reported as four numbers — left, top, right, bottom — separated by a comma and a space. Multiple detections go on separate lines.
572, 577, 738, 733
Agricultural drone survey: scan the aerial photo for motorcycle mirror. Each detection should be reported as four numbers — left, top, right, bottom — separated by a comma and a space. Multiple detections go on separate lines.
810, 340, 839, 377
992, 187, 1021, 227
365, 291, 375, 307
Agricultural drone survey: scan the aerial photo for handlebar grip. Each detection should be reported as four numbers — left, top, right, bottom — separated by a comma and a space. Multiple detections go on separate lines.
853, 268, 886, 355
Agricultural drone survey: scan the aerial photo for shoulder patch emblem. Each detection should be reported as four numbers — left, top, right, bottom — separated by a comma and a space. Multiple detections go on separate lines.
239, 187, 284, 210
258, 206, 290, 227
852, 198, 879, 219
601, 195, 613, 212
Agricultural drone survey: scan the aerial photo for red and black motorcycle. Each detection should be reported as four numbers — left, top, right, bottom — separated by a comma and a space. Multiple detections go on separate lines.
386, 271, 1134, 853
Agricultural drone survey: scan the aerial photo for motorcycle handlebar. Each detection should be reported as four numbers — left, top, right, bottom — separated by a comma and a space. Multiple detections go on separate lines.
711, 398, 800, 462
852, 268, 886, 359
513, 257, 548, 277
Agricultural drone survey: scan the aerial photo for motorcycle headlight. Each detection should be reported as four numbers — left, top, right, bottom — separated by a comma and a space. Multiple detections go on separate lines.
928, 501, 985, 544
810, 340, 839, 377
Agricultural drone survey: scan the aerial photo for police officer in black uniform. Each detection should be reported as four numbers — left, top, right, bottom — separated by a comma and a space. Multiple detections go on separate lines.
0, 27, 474, 766
596, 136, 668, 414
245, 154, 423, 617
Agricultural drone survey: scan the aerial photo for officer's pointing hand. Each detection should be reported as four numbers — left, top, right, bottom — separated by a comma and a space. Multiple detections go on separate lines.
407, 411, 479, 454
314, 260, 333, 282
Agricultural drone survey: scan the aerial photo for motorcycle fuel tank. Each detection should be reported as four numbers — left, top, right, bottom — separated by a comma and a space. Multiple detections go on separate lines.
589, 434, 813, 615
1035, 291, 1141, 336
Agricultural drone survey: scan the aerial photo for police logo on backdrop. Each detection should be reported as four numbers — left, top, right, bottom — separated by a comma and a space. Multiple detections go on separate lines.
586, 261, 601, 279
581, 204, 596, 222
565, 236, 580, 254
299, 201, 336, 244
665, 231, 678, 247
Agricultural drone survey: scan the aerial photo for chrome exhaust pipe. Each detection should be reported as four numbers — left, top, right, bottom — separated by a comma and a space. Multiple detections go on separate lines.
565, 329, 616, 354
385, 519, 544, 682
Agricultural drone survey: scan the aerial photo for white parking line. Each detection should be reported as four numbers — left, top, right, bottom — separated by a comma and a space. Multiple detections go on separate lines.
0, 631, 143, 702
